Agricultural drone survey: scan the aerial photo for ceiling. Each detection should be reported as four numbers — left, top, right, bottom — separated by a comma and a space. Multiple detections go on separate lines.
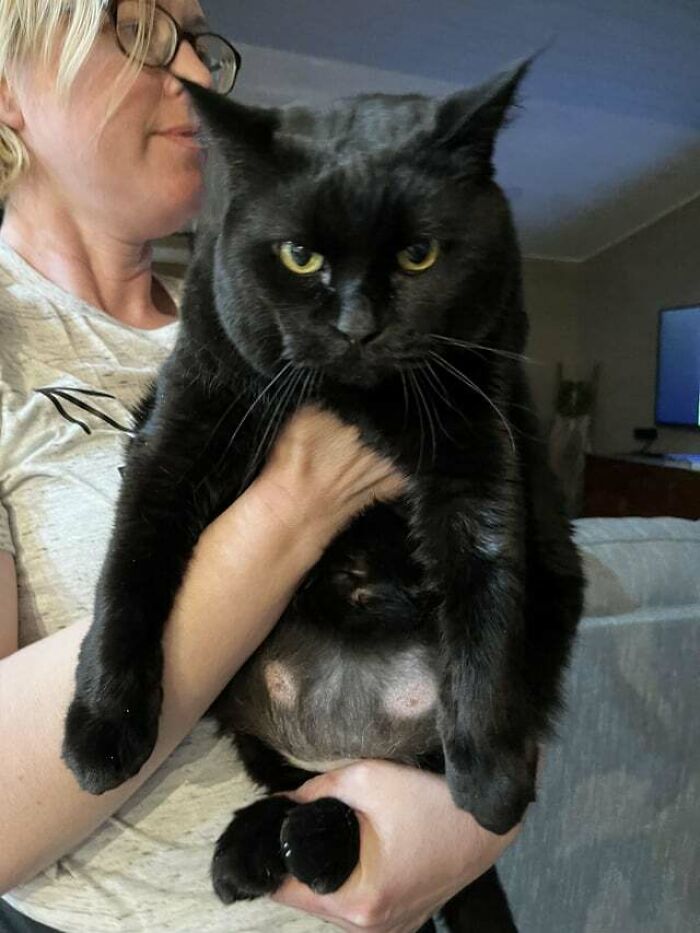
204, 0, 700, 262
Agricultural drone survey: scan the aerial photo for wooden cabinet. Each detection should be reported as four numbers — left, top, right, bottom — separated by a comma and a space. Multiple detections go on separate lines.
583, 454, 700, 519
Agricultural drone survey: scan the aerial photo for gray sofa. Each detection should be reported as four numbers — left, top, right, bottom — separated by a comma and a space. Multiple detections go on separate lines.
499, 516, 699, 933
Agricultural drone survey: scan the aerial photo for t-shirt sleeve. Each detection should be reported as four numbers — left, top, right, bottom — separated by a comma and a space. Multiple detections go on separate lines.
0, 497, 14, 555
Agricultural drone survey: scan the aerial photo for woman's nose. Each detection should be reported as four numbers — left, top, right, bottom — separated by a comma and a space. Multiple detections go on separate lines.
168, 39, 214, 90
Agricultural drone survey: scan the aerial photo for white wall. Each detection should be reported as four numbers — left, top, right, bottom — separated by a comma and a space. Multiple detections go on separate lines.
520, 196, 700, 457
521, 259, 587, 431
579, 197, 700, 455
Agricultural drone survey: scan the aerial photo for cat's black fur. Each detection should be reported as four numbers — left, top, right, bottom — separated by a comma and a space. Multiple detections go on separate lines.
62, 58, 584, 931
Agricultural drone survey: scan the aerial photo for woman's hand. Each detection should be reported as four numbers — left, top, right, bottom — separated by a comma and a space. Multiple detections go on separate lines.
244, 404, 408, 553
269, 759, 523, 932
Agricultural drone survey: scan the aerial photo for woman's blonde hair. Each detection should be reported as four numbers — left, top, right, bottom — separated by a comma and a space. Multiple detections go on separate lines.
0, 0, 156, 200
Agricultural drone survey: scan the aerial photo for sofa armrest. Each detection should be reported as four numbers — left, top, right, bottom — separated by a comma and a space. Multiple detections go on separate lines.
574, 517, 700, 616
499, 605, 699, 932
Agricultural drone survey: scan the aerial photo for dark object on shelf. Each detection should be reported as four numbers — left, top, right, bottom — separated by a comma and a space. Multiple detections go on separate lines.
633, 426, 659, 455
548, 362, 600, 518
584, 454, 700, 519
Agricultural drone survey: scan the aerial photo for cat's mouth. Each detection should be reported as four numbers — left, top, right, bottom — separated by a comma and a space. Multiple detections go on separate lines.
300, 347, 426, 388
281, 328, 428, 387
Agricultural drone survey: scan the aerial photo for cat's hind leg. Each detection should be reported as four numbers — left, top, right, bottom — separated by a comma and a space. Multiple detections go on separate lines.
211, 796, 297, 903
211, 795, 360, 903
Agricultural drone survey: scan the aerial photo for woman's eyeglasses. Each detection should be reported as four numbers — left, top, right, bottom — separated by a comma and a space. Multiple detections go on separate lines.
107, 1, 241, 95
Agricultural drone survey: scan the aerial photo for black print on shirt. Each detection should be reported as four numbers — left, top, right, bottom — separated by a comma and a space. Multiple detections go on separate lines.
35, 385, 134, 436
35, 385, 134, 477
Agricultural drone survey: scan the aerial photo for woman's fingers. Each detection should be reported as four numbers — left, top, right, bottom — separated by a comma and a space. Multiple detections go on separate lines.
255, 403, 408, 538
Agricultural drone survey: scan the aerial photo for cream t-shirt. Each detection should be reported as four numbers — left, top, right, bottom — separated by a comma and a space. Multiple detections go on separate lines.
0, 239, 329, 932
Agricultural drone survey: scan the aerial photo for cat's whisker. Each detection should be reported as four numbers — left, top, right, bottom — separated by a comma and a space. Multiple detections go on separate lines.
415, 365, 461, 445
261, 364, 307, 460
281, 364, 309, 414
399, 369, 410, 433
301, 369, 313, 403
230, 361, 294, 448
406, 370, 426, 474
429, 351, 517, 455
427, 333, 542, 366
214, 361, 296, 492
239, 366, 301, 490
423, 361, 541, 443
299, 367, 318, 410
311, 368, 322, 399
186, 386, 247, 489
411, 369, 437, 466
273, 365, 319, 455
262, 366, 300, 437
425, 360, 541, 444
248, 363, 320, 488
226, 362, 296, 489
292, 369, 314, 423
420, 361, 472, 434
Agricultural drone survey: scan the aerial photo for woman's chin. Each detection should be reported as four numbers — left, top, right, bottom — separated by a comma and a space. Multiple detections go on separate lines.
153, 184, 203, 235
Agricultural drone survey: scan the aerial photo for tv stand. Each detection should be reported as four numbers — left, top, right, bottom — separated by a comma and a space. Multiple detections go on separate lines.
620, 451, 700, 468
583, 454, 700, 519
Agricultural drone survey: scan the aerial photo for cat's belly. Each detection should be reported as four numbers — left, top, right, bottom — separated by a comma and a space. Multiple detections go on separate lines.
216, 637, 441, 767
211, 510, 442, 768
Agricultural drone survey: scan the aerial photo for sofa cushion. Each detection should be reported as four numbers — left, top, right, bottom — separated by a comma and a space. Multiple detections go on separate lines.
572, 517, 700, 617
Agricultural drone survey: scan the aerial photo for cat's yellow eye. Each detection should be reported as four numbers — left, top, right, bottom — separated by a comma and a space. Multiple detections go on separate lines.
397, 238, 440, 274
279, 241, 325, 276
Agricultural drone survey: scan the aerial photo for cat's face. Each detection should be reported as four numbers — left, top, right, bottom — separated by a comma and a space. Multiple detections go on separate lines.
187, 60, 531, 387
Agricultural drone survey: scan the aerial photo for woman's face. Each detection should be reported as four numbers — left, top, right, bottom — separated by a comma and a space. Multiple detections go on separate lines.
12, 0, 215, 241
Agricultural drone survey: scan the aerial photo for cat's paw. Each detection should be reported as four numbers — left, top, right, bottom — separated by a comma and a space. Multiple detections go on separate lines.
281, 797, 360, 895
444, 744, 536, 835
212, 796, 297, 904
61, 686, 162, 794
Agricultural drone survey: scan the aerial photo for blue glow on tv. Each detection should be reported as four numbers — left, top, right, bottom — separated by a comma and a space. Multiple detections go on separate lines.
655, 305, 700, 429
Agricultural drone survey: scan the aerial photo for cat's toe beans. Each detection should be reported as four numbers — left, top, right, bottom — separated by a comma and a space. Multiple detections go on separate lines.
280, 797, 360, 895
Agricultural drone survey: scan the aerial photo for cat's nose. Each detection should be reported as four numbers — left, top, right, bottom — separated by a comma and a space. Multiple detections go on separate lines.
334, 303, 380, 345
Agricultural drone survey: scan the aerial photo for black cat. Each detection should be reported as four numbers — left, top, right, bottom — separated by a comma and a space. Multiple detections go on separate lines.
62, 57, 584, 931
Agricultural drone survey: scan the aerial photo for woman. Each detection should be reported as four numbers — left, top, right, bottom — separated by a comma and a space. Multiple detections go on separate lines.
0, 2, 521, 931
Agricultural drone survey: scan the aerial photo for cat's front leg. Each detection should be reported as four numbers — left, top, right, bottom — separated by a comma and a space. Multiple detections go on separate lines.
415, 486, 536, 835
62, 375, 245, 794
62, 480, 204, 794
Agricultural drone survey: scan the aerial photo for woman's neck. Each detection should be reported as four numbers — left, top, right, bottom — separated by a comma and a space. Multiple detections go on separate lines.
0, 197, 177, 330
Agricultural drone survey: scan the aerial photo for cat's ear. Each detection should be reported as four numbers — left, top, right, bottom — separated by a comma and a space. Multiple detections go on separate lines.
431, 55, 535, 168
180, 79, 280, 175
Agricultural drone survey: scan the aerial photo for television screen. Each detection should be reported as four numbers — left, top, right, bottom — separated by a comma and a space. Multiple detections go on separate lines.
655, 305, 700, 429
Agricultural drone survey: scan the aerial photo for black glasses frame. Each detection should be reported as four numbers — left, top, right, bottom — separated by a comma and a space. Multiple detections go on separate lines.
106, 1, 242, 94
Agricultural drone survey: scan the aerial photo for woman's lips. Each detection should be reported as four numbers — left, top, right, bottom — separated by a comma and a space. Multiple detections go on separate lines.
157, 130, 203, 150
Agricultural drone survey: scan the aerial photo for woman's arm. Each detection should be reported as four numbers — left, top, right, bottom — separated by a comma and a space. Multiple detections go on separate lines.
0, 405, 406, 895
0, 500, 320, 894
